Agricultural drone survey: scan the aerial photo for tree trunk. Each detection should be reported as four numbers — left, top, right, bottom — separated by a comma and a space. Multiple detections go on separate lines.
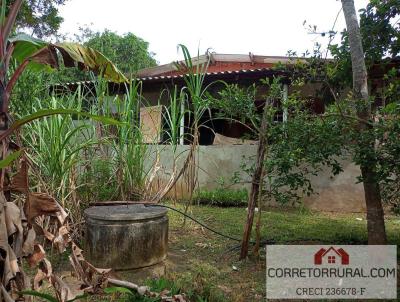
341, 0, 387, 244
252, 166, 265, 258
361, 165, 387, 244
240, 100, 269, 259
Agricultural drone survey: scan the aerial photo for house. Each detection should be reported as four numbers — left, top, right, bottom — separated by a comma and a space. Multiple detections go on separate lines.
53, 52, 326, 145
314, 247, 350, 265
52, 53, 398, 212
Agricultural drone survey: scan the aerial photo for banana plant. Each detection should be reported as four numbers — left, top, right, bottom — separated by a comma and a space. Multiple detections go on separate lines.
0, 0, 127, 162
0, 0, 127, 127
0, 0, 127, 300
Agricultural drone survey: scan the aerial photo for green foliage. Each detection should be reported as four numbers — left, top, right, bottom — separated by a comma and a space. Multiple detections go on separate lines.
20, 290, 58, 302
0, 150, 22, 168
178, 44, 213, 125
14, 0, 66, 38
145, 278, 181, 297
194, 188, 248, 207
273, 1, 400, 211
373, 101, 400, 209
40, 27, 157, 86
10, 68, 51, 115
322, 15, 400, 208
16, 76, 152, 236
328, 0, 400, 86
7, 32, 128, 88
103, 277, 217, 302
7, 98, 124, 179
359, 0, 400, 61
167, 266, 227, 302
81, 29, 157, 75
161, 85, 188, 149
78, 158, 118, 202
211, 79, 345, 206
56, 42, 129, 82
20, 93, 98, 204
10, 33, 49, 69
6, 32, 128, 118
92, 78, 148, 200
264, 109, 344, 204
210, 83, 258, 127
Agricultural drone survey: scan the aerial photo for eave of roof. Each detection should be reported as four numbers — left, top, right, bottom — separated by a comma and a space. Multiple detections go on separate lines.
58, 67, 288, 87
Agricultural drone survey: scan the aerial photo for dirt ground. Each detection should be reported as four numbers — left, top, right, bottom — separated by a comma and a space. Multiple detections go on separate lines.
35, 204, 400, 302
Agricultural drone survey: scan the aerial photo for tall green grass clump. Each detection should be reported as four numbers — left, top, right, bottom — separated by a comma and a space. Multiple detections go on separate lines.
21, 86, 98, 228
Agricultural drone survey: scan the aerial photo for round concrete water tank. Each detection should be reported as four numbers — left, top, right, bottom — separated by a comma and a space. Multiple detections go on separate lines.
84, 204, 168, 270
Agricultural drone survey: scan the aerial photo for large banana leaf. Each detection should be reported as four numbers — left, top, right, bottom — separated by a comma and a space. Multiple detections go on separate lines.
55, 42, 128, 83
9, 33, 53, 72
9, 34, 128, 83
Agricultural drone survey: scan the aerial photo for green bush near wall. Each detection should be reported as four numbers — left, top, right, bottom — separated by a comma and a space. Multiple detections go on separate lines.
193, 188, 248, 207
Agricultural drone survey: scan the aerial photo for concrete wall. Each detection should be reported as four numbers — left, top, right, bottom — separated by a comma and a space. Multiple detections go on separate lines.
146, 145, 366, 213
303, 159, 366, 212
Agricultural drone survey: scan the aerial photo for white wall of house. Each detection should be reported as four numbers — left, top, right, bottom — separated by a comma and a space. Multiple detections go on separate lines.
145, 145, 366, 213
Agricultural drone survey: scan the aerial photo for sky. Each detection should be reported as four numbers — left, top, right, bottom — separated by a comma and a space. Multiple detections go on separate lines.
59, 0, 370, 65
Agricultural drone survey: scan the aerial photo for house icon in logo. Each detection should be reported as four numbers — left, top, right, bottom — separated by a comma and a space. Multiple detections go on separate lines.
314, 247, 349, 265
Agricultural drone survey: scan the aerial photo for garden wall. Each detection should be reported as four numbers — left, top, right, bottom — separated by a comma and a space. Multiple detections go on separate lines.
146, 145, 366, 213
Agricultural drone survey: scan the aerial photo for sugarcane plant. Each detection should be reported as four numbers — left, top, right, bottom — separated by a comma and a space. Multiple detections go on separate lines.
150, 45, 213, 203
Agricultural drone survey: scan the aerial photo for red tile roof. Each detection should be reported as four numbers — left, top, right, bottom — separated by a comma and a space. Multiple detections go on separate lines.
137, 53, 298, 77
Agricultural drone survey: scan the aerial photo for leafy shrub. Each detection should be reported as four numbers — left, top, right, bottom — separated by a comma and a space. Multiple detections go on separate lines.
381, 181, 400, 215
193, 188, 248, 207
78, 158, 118, 202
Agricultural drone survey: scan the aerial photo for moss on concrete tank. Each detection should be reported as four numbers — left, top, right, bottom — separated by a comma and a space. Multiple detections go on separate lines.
84, 204, 168, 270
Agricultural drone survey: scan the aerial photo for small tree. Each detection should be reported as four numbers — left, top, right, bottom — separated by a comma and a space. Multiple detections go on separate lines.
210, 78, 345, 259
279, 0, 400, 244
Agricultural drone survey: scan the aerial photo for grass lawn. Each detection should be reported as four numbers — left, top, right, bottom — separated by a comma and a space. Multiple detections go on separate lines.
158, 203, 400, 302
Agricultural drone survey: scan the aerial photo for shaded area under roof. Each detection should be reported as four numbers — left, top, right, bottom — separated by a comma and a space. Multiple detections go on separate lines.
51, 67, 290, 95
